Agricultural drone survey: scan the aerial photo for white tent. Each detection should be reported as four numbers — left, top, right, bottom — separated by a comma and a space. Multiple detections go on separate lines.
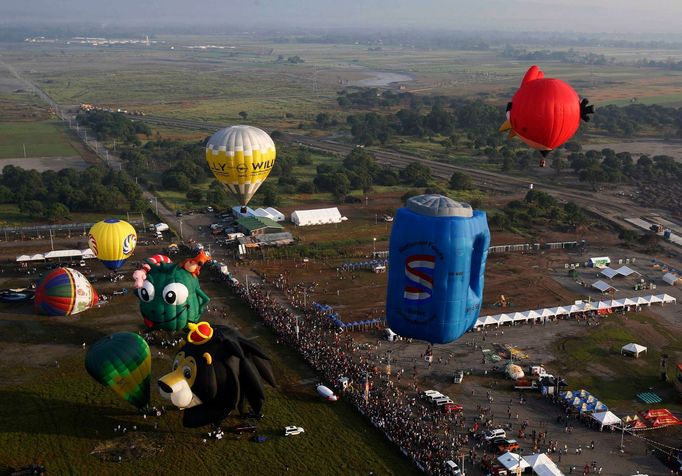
496, 313, 513, 325
81, 249, 96, 259
291, 207, 343, 226
523, 310, 540, 321
522, 453, 565, 476
658, 293, 676, 303
600, 267, 619, 279
648, 294, 663, 304
535, 308, 554, 318
621, 343, 647, 358
16, 254, 34, 262
44, 249, 85, 259
662, 273, 680, 285
510, 312, 527, 322
548, 306, 570, 316
590, 410, 622, 430
264, 207, 285, 222
592, 280, 617, 293
497, 452, 530, 471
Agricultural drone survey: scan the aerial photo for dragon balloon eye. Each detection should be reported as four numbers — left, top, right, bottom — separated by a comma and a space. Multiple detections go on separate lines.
139, 281, 155, 302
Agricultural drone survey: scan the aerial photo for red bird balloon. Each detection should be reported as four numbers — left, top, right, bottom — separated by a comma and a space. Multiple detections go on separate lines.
500, 65, 594, 156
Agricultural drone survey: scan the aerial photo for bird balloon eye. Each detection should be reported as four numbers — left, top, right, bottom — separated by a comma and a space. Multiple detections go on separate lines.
162, 283, 189, 305
139, 281, 155, 302
183, 366, 192, 380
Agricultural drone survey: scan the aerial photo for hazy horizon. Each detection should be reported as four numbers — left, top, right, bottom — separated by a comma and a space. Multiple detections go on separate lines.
2, 0, 682, 37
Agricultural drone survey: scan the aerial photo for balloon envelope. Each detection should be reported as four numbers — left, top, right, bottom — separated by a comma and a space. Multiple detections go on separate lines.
205, 125, 276, 207
85, 332, 151, 409
34, 267, 98, 316
88, 219, 137, 270
504, 65, 581, 151
386, 195, 490, 344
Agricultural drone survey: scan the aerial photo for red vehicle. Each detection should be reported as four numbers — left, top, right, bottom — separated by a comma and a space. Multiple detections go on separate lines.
441, 402, 463, 414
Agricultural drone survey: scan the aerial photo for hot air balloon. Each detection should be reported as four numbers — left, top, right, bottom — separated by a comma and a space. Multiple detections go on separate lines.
500, 65, 594, 156
386, 195, 490, 344
88, 219, 137, 270
34, 267, 98, 316
85, 332, 151, 409
205, 125, 276, 212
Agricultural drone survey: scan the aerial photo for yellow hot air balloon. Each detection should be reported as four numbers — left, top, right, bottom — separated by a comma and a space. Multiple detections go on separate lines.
88, 219, 137, 270
205, 125, 276, 211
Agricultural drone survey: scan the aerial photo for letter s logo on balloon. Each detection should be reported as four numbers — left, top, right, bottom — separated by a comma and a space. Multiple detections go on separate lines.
403, 254, 435, 303
88, 234, 98, 255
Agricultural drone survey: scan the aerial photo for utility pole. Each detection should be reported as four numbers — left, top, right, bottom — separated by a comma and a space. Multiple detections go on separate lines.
373, 237, 376, 258
49, 229, 54, 251
179, 220, 184, 240
245, 274, 250, 297
295, 315, 299, 341
22, 144, 26, 158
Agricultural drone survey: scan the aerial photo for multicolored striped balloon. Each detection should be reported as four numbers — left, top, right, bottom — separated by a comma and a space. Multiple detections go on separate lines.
88, 219, 137, 270
34, 267, 98, 316
85, 332, 151, 409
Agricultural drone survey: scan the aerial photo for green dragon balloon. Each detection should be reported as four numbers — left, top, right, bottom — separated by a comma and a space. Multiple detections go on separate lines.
136, 261, 210, 331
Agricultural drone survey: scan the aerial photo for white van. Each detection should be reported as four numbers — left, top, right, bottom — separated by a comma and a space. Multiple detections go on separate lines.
433, 396, 454, 406
385, 328, 399, 342
445, 460, 462, 475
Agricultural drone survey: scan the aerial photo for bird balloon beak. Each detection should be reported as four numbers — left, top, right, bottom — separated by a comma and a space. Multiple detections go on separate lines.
499, 119, 512, 132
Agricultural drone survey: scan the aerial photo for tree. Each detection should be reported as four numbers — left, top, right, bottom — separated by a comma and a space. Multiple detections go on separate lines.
186, 189, 204, 202
19, 200, 44, 218
260, 183, 279, 206
400, 162, 431, 187
45, 202, 70, 222
619, 229, 639, 244
238, 111, 248, 120
448, 171, 472, 190
552, 157, 566, 175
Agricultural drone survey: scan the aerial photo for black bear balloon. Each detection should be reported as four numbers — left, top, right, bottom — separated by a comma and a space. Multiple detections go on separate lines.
158, 322, 276, 428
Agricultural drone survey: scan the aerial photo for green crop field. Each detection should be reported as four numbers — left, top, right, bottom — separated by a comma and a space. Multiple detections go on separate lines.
0, 277, 417, 475
0, 121, 79, 159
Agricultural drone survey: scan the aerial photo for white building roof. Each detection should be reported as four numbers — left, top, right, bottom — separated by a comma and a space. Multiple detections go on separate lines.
662, 273, 680, 285
600, 267, 619, 279
498, 452, 530, 471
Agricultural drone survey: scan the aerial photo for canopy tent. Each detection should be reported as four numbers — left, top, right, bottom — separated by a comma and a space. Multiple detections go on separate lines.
600, 267, 619, 279
496, 313, 513, 325
253, 207, 285, 222
592, 280, 617, 293
590, 410, 622, 429
291, 207, 344, 226
621, 343, 647, 358
497, 452, 530, 471
522, 310, 540, 321
657, 293, 676, 303
662, 273, 680, 286
616, 265, 639, 277
522, 453, 565, 476
548, 306, 570, 316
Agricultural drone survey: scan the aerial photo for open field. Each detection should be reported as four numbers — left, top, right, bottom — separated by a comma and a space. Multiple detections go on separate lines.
0, 241, 417, 476
0, 121, 79, 158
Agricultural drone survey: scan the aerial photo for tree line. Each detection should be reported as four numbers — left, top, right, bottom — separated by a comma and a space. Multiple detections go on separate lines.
77, 110, 151, 143
0, 165, 146, 221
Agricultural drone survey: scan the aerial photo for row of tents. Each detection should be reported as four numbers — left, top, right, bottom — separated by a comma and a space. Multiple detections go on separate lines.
474, 294, 677, 328
312, 302, 383, 330
338, 259, 388, 272
16, 249, 96, 262
560, 389, 608, 414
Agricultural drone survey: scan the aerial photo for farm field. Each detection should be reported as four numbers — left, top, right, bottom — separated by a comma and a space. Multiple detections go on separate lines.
0, 121, 79, 159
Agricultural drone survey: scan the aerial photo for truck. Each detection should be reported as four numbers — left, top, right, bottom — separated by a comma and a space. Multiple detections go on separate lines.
650, 224, 664, 233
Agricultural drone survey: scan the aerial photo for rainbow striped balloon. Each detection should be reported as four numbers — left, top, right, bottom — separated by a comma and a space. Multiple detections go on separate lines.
34, 267, 98, 316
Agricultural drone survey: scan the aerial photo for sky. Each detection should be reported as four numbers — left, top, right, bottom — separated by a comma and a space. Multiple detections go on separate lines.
3, 0, 682, 35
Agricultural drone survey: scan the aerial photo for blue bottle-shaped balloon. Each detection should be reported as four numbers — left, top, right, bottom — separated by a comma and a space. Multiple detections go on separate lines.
386, 195, 490, 344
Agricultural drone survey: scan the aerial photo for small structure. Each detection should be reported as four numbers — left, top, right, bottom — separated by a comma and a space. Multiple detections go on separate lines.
253, 207, 285, 222
497, 452, 530, 472
621, 343, 647, 358
592, 280, 617, 294
236, 216, 284, 236
231, 206, 256, 218
522, 453, 563, 476
538, 376, 567, 396
590, 411, 622, 430
600, 266, 640, 279
253, 232, 295, 247
291, 207, 345, 226
662, 273, 681, 286
588, 256, 610, 268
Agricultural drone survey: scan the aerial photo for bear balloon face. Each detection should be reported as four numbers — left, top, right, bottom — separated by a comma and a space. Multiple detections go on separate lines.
137, 262, 210, 331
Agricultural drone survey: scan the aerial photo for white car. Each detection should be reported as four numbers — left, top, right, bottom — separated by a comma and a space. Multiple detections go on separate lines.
483, 428, 506, 441
284, 426, 305, 436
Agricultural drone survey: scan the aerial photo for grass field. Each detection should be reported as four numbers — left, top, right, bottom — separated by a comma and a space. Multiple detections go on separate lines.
0, 268, 416, 475
551, 312, 682, 414
0, 121, 79, 159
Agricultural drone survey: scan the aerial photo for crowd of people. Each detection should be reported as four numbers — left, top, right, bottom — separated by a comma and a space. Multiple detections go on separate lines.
220, 270, 502, 475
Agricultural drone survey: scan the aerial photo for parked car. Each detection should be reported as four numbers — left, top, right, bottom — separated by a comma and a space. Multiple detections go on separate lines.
483, 428, 506, 441
382, 214, 394, 222
453, 370, 464, 384
420, 390, 443, 400
284, 426, 305, 436
496, 439, 520, 453
441, 402, 463, 414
